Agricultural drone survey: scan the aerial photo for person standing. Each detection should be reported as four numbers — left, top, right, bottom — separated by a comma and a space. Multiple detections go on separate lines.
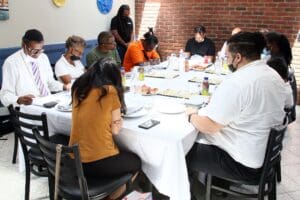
111, 4, 134, 64
0, 29, 70, 106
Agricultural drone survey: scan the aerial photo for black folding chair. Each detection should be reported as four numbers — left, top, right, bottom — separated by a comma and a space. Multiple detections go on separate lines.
0, 105, 17, 166
8, 105, 69, 200
33, 128, 134, 200
205, 124, 287, 200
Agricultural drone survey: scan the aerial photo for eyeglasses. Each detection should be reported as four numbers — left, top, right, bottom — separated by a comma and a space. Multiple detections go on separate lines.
26, 45, 44, 55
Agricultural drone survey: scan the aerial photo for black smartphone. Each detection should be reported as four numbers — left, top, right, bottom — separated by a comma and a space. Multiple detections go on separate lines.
138, 119, 160, 129
43, 101, 58, 108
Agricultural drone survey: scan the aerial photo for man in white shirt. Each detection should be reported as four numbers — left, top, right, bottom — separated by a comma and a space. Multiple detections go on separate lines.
186, 32, 292, 183
0, 29, 71, 106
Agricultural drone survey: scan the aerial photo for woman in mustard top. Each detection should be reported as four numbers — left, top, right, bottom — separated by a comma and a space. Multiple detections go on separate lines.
69, 57, 141, 199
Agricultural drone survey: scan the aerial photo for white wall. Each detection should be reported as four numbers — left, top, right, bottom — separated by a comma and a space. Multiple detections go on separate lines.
0, 0, 135, 48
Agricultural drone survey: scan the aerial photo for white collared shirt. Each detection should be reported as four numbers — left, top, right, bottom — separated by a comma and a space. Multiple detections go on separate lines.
0, 49, 63, 106
197, 60, 292, 168
54, 55, 84, 83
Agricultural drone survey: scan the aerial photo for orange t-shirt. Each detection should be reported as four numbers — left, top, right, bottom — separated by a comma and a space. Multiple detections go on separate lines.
123, 40, 160, 72
69, 86, 121, 163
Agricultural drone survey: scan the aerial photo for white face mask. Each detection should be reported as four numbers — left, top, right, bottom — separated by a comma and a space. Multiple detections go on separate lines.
25, 53, 38, 63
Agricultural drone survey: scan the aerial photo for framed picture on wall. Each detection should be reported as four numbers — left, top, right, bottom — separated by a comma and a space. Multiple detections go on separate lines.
0, 0, 9, 20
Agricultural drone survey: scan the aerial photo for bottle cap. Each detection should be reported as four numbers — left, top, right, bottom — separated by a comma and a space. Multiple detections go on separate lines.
204, 77, 209, 80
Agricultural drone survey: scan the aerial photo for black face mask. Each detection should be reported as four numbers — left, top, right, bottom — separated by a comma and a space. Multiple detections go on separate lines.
228, 63, 236, 72
70, 55, 80, 61
228, 56, 237, 72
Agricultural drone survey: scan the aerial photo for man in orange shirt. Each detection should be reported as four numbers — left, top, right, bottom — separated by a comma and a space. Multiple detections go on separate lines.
123, 30, 160, 72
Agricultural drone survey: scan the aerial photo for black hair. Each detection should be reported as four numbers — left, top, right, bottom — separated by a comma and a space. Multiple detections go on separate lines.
265, 32, 292, 66
267, 57, 289, 81
65, 35, 86, 49
97, 31, 113, 45
227, 31, 266, 60
143, 27, 158, 46
117, 4, 130, 17
71, 57, 125, 111
22, 29, 44, 43
194, 25, 206, 33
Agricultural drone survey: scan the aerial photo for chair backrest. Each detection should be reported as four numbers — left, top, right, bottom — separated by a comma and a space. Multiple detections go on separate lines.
260, 124, 287, 185
8, 105, 49, 157
33, 128, 89, 200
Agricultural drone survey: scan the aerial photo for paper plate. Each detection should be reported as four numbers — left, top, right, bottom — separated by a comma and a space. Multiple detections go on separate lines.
53, 0, 66, 7
157, 103, 186, 114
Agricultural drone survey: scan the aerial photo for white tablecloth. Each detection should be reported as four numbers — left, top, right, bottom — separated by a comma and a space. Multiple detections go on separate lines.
19, 68, 226, 200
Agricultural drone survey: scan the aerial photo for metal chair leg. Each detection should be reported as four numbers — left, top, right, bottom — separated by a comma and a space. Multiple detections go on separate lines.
205, 175, 212, 200
25, 160, 31, 200
12, 133, 18, 164
276, 161, 281, 182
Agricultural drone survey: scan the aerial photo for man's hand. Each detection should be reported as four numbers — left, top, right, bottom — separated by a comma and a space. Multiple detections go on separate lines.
63, 83, 72, 91
17, 95, 35, 105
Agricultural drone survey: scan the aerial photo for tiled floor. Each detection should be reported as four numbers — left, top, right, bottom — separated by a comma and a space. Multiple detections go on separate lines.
1, 107, 300, 200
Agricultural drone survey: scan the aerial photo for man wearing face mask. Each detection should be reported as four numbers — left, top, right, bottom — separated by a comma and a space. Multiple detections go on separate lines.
55, 35, 86, 84
0, 29, 71, 106
186, 32, 292, 184
185, 25, 216, 62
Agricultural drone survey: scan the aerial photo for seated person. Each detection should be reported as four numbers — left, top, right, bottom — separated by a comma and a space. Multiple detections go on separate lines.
265, 32, 292, 67
0, 29, 70, 106
185, 25, 215, 62
55, 35, 86, 84
123, 28, 160, 72
267, 57, 294, 106
266, 32, 296, 122
69, 57, 141, 199
86, 31, 121, 67
218, 27, 242, 59
186, 32, 292, 185
267, 57, 289, 82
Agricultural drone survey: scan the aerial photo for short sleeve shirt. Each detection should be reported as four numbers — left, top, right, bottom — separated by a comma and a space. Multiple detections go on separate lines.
196, 60, 292, 168
69, 86, 121, 163
110, 16, 133, 44
123, 40, 160, 72
86, 47, 121, 68
54, 55, 84, 82
185, 37, 215, 57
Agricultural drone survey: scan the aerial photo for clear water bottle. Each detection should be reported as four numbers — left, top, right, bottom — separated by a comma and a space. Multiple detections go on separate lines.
201, 77, 209, 96
120, 66, 126, 86
138, 66, 145, 81
178, 49, 185, 72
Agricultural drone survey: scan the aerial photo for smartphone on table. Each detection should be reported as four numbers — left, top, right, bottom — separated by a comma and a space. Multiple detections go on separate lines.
138, 119, 160, 129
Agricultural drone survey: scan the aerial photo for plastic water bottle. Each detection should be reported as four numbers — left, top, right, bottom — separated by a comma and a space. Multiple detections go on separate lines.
138, 66, 145, 81
201, 77, 209, 96
120, 66, 126, 86
178, 49, 185, 72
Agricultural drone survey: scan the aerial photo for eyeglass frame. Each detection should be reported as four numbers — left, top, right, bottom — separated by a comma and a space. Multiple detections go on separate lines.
25, 45, 44, 55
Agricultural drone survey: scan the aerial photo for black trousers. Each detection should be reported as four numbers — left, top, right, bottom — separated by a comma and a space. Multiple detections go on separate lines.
117, 44, 127, 65
186, 143, 262, 182
83, 151, 141, 179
